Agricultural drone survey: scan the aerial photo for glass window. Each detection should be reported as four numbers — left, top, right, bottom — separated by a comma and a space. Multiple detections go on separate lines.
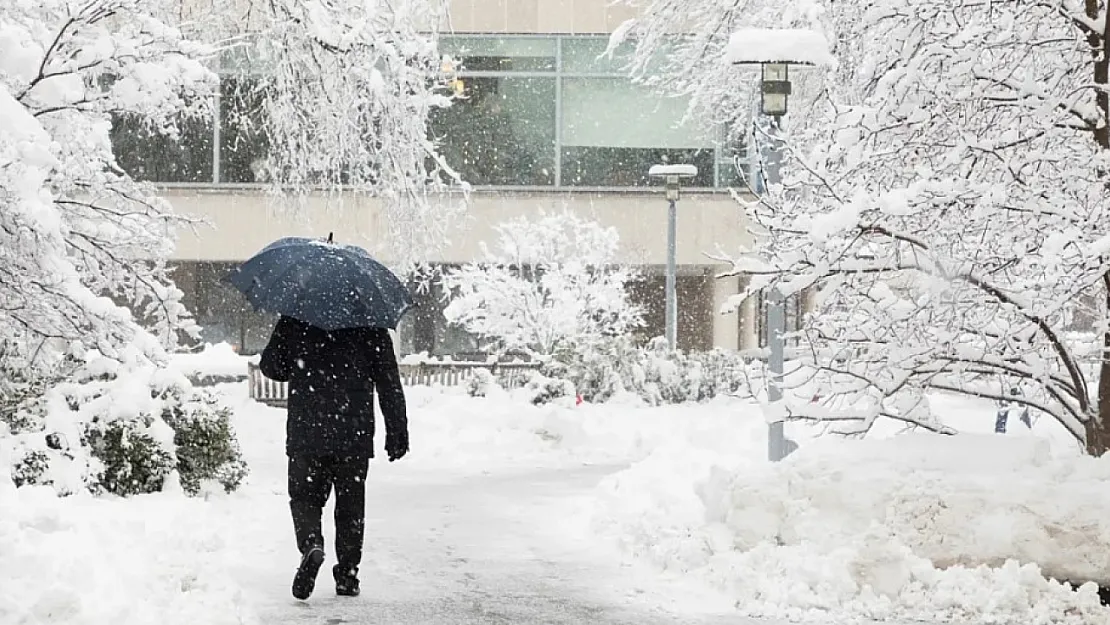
219, 36, 275, 76
717, 159, 750, 188
181, 261, 277, 354
219, 76, 270, 183
562, 146, 714, 187
396, 273, 483, 357
431, 76, 556, 186
440, 36, 556, 72
560, 78, 714, 187
561, 36, 673, 74
717, 125, 751, 188
110, 106, 214, 183
561, 37, 632, 74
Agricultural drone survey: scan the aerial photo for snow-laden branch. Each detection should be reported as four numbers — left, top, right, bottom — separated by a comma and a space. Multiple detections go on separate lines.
229, 0, 463, 269
1, 0, 212, 376
624, 0, 1110, 451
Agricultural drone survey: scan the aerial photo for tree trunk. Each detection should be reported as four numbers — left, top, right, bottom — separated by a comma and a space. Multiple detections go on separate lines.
1095, 305, 1110, 456
1087, 415, 1110, 456
1087, 3, 1110, 457
1095, 277, 1110, 456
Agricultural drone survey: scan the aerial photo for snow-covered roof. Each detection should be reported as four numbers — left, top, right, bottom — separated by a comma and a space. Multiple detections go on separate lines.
726, 28, 834, 66
648, 164, 698, 177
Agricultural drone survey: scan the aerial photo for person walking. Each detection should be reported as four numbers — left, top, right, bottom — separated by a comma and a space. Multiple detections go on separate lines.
259, 315, 409, 601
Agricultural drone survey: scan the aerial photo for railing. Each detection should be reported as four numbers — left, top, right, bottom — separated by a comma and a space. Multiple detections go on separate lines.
247, 360, 542, 406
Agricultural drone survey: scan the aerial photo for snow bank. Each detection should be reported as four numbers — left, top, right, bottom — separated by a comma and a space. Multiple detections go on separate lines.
168, 342, 249, 380
592, 433, 1110, 624
0, 483, 257, 625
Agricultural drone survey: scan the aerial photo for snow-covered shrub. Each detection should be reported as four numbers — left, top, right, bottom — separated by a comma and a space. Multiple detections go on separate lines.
466, 368, 497, 398
9, 450, 49, 488
526, 372, 576, 406
84, 418, 175, 497
161, 389, 248, 496
2, 359, 247, 497
444, 210, 643, 356
550, 337, 753, 405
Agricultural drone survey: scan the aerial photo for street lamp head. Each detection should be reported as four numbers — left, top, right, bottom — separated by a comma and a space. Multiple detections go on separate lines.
649, 164, 697, 201
760, 63, 791, 117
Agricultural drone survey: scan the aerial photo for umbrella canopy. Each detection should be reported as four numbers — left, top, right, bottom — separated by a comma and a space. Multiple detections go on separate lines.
228, 236, 413, 331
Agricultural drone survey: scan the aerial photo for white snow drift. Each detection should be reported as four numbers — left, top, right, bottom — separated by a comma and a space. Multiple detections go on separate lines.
591, 432, 1110, 624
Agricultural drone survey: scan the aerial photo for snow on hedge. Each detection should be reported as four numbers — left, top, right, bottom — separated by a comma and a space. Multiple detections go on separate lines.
591, 434, 1110, 624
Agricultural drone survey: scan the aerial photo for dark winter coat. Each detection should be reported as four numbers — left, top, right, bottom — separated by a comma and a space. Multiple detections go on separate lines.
259, 316, 407, 458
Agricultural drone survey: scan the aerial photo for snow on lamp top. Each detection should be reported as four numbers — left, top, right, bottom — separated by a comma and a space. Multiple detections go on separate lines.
648, 164, 698, 178
726, 28, 834, 66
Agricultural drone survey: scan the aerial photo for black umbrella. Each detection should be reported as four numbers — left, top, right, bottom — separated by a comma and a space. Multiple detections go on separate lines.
227, 235, 413, 330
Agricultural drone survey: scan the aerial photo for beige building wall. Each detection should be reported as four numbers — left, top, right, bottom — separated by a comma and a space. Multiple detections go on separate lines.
168, 190, 749, 267
447, 0, 638, 34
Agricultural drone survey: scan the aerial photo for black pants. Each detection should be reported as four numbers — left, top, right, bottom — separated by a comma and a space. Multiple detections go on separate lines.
288, 453, 369, 571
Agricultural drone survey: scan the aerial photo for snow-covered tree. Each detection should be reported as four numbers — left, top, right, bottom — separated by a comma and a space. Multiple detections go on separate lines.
0, 0, 211, 379
618, 0, 1110, 455
212, 0, 463, 267
443, 210, 642, 356
0, 1, 251, 496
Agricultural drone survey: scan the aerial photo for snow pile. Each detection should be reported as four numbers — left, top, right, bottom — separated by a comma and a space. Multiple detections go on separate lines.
0, 483, 258, 625
591, 433, 1110, 624
168, 343, 250, 381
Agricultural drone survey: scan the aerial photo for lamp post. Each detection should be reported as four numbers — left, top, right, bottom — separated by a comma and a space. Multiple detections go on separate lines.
648, 164, 697, 351
759, 66, 791, 462
728, 27, 832, 461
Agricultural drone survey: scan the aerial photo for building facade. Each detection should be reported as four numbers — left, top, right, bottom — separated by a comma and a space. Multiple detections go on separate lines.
122, 0, 768, 354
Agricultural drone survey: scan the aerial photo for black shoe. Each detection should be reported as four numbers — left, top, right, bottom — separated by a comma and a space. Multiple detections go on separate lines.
292, 547, 325, 600
334, 565, 360, 597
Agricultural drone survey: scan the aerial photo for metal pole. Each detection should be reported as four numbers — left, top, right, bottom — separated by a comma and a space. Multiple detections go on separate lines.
749, 98, 763, 196
767, 286, 786, 461
665, 198, 678, 351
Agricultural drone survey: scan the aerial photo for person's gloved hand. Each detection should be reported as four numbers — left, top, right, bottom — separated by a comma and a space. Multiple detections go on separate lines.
385, 429, 409, 462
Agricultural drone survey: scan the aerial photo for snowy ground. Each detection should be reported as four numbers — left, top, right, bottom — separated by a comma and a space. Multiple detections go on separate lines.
0, 382, 765, 625
2, 366, 1109, 624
